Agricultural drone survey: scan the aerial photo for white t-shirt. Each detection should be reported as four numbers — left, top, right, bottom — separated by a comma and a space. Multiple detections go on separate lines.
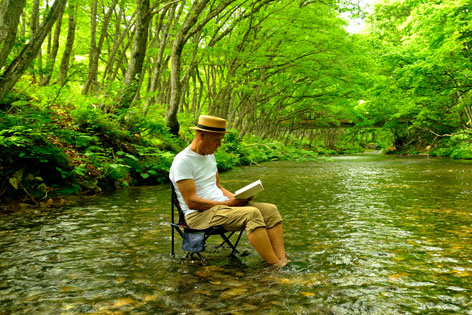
169, 146, 229, 215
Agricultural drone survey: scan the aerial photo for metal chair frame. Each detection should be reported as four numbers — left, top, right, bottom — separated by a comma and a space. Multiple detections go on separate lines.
170, 185, 243, 259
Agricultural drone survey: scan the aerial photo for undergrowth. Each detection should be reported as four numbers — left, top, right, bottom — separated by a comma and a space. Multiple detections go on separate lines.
0, 99, 320, 207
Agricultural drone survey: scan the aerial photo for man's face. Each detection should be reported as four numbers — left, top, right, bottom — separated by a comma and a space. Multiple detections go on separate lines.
200, 132, 224, 155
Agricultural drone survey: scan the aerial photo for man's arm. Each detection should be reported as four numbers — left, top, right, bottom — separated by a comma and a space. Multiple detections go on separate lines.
176, 178, 248, 211
216, 172, 254, 202
216, 172, 233, 199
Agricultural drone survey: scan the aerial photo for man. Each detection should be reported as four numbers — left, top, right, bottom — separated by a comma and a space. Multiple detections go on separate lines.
169, 115, 288, 267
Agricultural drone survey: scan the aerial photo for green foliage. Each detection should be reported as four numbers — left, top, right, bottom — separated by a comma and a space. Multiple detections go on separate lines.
215, 131, 242, 171
215, 132, 318, 172
0, 93, 323, 206
119, 146, 175, 185
362, 0, 472, 153
0, 99, 179, 205
0, 105, 72, 203
207, 1, 363, 134
430, 131, 472, 159
3, 0, 472, 208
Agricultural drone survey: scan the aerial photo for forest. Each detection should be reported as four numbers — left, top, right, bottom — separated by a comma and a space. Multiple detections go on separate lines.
0, 0, 471, 207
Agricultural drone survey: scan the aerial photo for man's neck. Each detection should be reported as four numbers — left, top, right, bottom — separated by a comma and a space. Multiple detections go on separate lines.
189, 141, 205, 155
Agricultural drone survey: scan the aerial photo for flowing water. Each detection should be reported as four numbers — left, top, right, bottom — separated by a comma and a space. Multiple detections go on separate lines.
1, 154, 472, 314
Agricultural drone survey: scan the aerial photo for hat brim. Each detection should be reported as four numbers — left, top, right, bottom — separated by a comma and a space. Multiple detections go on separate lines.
190, 126, 231, 133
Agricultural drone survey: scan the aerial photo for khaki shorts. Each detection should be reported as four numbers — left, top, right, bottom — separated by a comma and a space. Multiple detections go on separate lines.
185, 202, 282, 235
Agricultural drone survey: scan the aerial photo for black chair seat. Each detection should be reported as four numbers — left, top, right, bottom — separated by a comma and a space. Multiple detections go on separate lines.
170, 185, 243, 258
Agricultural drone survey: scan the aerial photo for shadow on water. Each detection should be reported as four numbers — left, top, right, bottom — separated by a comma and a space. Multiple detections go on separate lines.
1, 155, 472, 313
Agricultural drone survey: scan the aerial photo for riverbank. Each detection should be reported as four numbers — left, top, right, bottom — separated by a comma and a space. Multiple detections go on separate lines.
1, 102, 324, 209
3, 99, 471, 210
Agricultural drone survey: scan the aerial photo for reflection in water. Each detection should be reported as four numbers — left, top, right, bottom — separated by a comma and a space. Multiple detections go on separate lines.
1, 155, 472, 313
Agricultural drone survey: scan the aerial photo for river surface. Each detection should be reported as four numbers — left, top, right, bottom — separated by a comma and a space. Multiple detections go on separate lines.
1, 154, 472, 314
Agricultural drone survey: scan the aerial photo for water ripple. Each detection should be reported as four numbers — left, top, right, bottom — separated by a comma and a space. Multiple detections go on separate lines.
1, 156, 472, 313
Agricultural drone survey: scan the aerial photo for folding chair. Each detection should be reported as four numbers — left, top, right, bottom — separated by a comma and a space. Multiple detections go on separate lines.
170, 185, 244, 260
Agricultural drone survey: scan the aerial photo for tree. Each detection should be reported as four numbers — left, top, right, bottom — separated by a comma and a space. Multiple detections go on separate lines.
199, 0, 361, 138
165, 0, 238, 135
40, 3, 65, 86
82, 0, 98, 94
116, 0, 151, 110
59, 2, 77, 85
0, 0, 368, 148
83, 0, 119, 94
364, 0, 472, 150
0, 0, 27, 70
141, 3, 177, 117
0, 0, 68, 102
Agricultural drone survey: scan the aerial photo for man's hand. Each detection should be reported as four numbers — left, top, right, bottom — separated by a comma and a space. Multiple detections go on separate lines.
225, 197, 250, 207
177, 179, 251, 211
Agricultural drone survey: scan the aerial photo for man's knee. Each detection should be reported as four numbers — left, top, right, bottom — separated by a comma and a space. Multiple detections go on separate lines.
241, 207, 266, 234
251, 203, 282, 228
265, 203, 279, 216
246, 206, 263, 219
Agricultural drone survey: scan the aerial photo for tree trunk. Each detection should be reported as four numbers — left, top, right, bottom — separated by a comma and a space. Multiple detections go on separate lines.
165, 0, 238, 135
82, 0, 98, 94
110, 32, 133, 83
30, 0, 41, 81
142, 5, 176, 117
83, 0, 119, 93
59, 3, 77, 85
465, 105, 472, 128
166, 0, 210, 135
0, 0, 27, 70
0, 0, 68, 102
116, 0, 151, 110
101, 5, 129, 86
40, 5, 64, 86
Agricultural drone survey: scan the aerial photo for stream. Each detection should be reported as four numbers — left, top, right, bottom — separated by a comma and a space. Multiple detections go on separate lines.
1, 154, 472, 314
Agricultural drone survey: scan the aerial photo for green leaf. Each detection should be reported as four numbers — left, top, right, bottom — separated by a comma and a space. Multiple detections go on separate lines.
9, 177, 20, 190
8, 169, 24, 190
73, 168, 86, 176
124, 153, 138, 161
11, 100, 30, 107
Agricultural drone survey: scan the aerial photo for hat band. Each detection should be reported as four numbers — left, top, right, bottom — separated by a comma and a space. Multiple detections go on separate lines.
197, 124, 226, 132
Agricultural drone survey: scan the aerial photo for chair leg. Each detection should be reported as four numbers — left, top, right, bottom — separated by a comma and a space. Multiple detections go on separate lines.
171, 226, 175, 256
218, 232, 241, 255
183, 252, 208, 264
171, 225, 184, 256
171, 224, 244, 259
231, 230, 243, 256
215, 232, 235, 251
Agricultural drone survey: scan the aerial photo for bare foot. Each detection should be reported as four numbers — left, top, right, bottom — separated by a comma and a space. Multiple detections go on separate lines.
282, 256, 291, 264
276, 255, 290, 266
275, 259, 287, 267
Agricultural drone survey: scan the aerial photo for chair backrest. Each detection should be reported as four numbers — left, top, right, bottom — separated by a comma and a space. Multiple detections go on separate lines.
171, 184, 188, 227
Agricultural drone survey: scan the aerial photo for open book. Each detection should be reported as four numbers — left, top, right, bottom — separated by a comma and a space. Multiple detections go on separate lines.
234, 179, 264, 199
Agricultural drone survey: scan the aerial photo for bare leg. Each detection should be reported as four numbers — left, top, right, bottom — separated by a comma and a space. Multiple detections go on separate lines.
267, 223, 287, 263
248, 227, 285, 266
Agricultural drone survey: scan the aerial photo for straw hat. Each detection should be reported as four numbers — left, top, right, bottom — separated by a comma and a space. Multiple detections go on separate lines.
190, 115, 231, 133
